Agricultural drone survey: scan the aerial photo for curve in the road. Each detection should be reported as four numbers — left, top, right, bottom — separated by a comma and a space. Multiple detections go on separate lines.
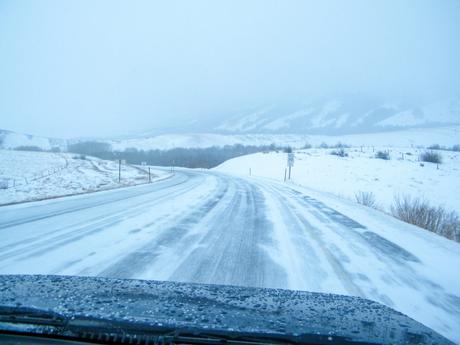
0, 167, 459, 343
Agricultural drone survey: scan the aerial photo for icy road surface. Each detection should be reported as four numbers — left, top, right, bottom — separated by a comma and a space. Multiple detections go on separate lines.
0, 168, 459, 343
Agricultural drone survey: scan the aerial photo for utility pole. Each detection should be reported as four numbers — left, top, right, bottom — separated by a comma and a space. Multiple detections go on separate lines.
118, 159, 121, 183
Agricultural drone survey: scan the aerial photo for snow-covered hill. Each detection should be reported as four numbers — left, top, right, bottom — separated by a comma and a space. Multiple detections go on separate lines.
108, 133, 309, 151
1, 126, 460, 153
0, 150, 169, 205
0, 129, 67, 151
107, 126, 460, 151
212, 98, 460, 134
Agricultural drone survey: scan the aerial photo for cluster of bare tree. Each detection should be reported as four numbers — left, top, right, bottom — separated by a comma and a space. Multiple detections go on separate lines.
68, 141, 284, 168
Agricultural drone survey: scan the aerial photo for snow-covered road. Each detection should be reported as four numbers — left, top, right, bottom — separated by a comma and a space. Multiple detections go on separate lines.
0, 168, 459, 342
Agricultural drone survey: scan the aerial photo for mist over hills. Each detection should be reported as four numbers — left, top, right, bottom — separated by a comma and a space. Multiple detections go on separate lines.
1, 96, 459, 151
133, 97, 460, 137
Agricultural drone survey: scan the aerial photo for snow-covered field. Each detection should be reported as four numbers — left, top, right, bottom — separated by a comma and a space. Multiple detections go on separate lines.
3, 126, 460, 152
108, 126, 460, 151
0, 150, 169, 205
215, 146, 460, 214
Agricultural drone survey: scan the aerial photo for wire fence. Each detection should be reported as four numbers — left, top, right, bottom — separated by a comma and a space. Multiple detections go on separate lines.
0, 156, 69, 190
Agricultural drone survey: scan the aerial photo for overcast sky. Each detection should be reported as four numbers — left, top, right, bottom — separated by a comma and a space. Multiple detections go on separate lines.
1, 0, 459, 138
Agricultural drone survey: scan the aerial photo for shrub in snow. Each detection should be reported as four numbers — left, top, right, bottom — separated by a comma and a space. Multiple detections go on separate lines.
375, 151, 390, 160
319, 142, 329, 149
0, 179, 9, 190
419, 150, 442, 164
391, 195, 460, 242
283, 146, 293, 153
427, 144, 442, 150
452, 144, 460, 152
15, 145, 43, 152
330, 148, 348, 157
302, 142, 312, 149
332, 142, 350, 148
355, 191, 377, 208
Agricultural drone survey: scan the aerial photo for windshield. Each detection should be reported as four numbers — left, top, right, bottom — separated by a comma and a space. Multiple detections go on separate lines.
0, 1, 459, 344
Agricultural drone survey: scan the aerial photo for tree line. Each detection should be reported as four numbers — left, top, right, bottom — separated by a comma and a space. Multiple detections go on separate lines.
67, 141, 285, 168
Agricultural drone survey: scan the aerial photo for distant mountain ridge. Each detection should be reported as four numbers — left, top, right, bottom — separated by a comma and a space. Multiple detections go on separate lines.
127, 97, 460, 137
1, 96, 459, 151
208, 97, 460, 135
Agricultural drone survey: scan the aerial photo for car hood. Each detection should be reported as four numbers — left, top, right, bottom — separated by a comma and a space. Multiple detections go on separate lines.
0, 275, 453, 344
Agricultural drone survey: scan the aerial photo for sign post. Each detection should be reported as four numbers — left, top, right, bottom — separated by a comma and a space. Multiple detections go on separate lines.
287, 152, 295, 180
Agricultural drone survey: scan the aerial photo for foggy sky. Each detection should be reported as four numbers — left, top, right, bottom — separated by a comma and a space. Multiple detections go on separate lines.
1, 0, 459, 138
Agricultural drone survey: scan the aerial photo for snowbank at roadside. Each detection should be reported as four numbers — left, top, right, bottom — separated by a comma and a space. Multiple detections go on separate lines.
215, 146, 460, 213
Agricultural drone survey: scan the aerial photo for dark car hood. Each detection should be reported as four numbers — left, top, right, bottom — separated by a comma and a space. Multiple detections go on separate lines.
0, 275, 453, 344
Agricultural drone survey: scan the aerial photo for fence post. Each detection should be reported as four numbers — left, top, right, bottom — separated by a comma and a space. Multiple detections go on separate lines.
118, 159, 121, 182
148, 167, 151, 183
